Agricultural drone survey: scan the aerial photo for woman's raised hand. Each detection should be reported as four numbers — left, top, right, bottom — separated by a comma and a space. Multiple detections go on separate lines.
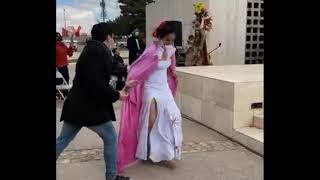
161, 45, 168, 60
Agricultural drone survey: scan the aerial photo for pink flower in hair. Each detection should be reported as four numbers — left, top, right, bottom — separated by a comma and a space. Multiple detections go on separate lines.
158, 21, 166, 28
152, 20, 167, 37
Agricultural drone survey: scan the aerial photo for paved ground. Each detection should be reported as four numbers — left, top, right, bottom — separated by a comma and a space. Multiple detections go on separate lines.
56, 64, 263, 180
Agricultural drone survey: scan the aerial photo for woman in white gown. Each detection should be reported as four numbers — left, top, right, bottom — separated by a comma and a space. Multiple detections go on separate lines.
118, 21, 183, 172
136, 22, 183, 169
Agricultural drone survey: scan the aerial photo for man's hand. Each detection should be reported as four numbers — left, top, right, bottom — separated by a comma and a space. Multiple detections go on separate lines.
124, 80, 138, 92
118, 80, 138, 100
119, 89, 129, 100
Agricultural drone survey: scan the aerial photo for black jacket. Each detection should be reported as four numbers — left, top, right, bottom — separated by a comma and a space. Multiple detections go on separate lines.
113, 54, 125, 65
112, 55, 127, 74
127, 36, 145, 65
60, 40, 120, 127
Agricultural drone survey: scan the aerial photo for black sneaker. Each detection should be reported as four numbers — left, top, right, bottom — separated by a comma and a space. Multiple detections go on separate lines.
114, 175, 131, 180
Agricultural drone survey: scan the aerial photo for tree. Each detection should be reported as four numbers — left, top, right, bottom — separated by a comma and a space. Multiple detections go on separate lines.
103, 0, 155, 36
119, 0, 155, 16
118, 0, 155, 33
109, 16, 131, 36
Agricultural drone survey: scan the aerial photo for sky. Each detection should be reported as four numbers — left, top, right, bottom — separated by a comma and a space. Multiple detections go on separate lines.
56, 0, 121, 34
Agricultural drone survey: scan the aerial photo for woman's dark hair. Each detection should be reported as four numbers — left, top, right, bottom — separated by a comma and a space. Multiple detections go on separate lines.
91, 22, 113, 42
152, 21, 175, 39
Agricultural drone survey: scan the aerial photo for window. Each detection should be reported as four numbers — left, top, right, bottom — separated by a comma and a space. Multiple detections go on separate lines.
245, 0, 264, 64
252, 44, 257, 49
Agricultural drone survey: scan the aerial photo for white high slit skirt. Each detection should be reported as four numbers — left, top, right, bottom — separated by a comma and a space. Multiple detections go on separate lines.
135, 60, 183, 162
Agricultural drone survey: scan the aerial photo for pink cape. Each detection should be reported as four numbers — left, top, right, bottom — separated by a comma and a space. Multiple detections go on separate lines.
117, 42, 178, 173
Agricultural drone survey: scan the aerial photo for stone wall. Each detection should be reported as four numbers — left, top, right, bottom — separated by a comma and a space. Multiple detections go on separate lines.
146, 0, 247, 65
175, 65, 264, 155
146, 0, 209, 47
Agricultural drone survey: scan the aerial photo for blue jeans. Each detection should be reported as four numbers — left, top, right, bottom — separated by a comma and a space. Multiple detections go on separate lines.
56, 121, 118, 180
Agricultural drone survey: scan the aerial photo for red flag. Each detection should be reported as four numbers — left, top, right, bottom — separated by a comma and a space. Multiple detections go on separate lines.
75, 26, 81, 37
70, 26, 82, 37
62, 28, 69, 37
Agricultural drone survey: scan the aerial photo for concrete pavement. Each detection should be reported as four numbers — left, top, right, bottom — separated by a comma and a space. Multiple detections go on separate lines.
56, 64, 263, 180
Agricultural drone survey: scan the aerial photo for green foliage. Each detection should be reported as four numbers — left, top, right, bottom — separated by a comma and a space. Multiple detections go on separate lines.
107, 0, 155, 35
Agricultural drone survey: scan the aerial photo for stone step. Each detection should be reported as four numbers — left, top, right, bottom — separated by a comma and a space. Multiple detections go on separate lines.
233, 127, 263, 155
253, 114, 263, 129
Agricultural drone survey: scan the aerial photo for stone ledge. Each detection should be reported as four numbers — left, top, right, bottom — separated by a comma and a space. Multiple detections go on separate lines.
233, 127, 263, 155
176, 65, 263, 83
176, 65, 264, 154
253, 114, 263, 129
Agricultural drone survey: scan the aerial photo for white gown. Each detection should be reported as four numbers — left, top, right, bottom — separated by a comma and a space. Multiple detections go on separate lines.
135, 46, 183, 162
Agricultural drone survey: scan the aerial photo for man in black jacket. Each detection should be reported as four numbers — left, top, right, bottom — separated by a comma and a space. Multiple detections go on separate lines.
56, 23, 135, 180
127, 28, 145, 65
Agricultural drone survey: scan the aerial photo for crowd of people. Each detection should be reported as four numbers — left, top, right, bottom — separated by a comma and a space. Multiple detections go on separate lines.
56, 27, 147, 97
56, 21, 182, 180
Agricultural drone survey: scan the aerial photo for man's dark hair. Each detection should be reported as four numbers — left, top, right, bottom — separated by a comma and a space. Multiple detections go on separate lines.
112, 48, 118, 54
91, 23, 113, 42
128, 26, 136, 35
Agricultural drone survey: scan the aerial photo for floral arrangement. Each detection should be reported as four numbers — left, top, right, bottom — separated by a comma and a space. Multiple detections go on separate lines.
184, 2, 214, 66
194, 2, 206, 14
193, 2, 213, 31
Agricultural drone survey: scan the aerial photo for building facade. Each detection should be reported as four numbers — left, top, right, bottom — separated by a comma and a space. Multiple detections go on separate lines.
146, 0, 264, 65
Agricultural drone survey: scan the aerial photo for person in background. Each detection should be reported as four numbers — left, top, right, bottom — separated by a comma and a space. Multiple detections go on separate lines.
56, 32, 73, 97
139, 31, 146, 50
56, 23, 135, 180
111, 48, 128, 90
127, 28, 145, 65
112, 48, 126, 66
185, 35, 195, 54
187, 35, 195, 47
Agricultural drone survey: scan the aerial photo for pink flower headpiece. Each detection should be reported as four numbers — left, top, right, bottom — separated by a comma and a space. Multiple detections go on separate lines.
152, 21, 166, 37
